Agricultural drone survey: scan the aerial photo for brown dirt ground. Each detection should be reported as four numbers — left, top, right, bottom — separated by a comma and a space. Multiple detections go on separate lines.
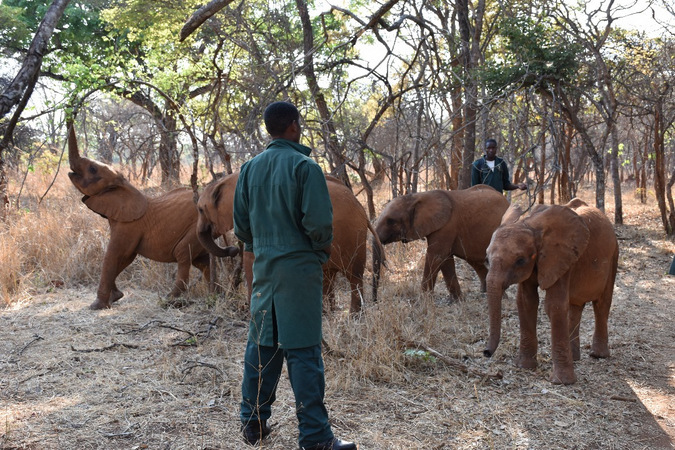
1, 189, 674, 450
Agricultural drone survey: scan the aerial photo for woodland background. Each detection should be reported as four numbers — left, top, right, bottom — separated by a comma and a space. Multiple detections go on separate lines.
0, 0, 674, 232
1, 1, 674, 449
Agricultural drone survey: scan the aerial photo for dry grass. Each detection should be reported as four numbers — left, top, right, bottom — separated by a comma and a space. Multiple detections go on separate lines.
0, 166, 674, 449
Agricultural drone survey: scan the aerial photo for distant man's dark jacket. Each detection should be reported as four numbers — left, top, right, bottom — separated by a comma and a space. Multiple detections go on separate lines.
471, 156, 512, 194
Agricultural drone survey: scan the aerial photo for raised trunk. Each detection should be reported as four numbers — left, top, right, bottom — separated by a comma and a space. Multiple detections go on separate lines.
197, 228, 238, 258
484, 281, 505, 357
67, 121, 81, 165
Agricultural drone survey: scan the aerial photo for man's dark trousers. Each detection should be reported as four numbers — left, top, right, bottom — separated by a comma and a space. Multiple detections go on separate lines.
241, 340, 334, 447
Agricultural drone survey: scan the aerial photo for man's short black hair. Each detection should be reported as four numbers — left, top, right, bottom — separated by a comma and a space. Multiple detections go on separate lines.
485, 138, 498, 148
263, 101, 300, 136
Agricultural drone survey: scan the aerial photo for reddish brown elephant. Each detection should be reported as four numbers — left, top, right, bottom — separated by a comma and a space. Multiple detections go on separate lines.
67, 123, 238, 310
373, 185, 510, 301
483, 199, 619, 385
197, 173, 384, 314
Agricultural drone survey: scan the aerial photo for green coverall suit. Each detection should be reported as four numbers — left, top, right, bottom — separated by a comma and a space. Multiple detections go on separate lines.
233, 138, 335, 447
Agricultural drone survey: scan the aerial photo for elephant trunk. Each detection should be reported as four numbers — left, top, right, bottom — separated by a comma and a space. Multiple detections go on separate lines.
484, 279, 505, 357
67, 120, 81, 166
198, 227, 239, 258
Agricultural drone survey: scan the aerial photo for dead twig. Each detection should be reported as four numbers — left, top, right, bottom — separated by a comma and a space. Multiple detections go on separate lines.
610, 395, 637, 402
18, 334, 44, 355
403, 340, 503, 380
117, 320, 165, 334
71, 343, 139, 353
170, 317, 223, 347
181, 360, 224, 381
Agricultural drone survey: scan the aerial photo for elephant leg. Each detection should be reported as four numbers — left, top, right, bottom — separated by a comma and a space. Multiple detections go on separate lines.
346, 272, 363, 315
92, 249, 136, 310
436, 256, 461, 299
543, 279, 577, 385
422, 252, 440, 293
516, 281, 539, 370
568, 303, 585, 361
169, 258, 193, 297
590, 294, 612, 359
468, 260, 489, 292
192, 253, 211, 283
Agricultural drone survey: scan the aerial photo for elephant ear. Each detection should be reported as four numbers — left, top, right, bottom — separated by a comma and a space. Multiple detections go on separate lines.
83, 176, 148, 222
563, 198, 588, 210
526, 205, 590, 290
411, 191, 453, 238
500, 204, 523, 225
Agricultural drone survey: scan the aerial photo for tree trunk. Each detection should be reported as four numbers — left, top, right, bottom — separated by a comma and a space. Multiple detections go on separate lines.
653, 102, 670, 234
456, 0, 484, 190
295, 0, 350, 188
0, 0, 72, 219
610, 126, 623, 224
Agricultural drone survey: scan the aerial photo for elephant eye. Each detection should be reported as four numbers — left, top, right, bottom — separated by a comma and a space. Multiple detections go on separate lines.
515, 257, 527, 267
88, 166, 97, 174
484, 257, 490, 268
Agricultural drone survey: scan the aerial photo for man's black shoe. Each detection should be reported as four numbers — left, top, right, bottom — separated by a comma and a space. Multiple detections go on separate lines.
301, 437, 357, 450
241, 420, 271, 445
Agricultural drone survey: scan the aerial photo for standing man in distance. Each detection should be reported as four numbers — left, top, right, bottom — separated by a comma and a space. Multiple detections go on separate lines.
471, 138, 527, 193
233, 101, 357, 450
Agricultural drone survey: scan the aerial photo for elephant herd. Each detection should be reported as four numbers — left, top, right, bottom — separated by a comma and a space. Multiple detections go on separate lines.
67, 124, 619, 385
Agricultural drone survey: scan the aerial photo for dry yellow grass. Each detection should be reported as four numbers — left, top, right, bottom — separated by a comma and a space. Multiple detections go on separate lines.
0, 163, 674, 449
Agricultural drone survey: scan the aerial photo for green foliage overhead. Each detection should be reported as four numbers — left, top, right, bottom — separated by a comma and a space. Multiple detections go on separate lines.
483, 14, 582, 96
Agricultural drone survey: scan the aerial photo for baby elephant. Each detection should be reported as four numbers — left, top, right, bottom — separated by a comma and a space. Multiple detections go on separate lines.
483, 199, 619, 385
373, 185, 509, 301
67, 122, 238, 309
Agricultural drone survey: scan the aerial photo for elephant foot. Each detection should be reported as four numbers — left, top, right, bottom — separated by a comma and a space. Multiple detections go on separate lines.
111, 290, 124, 303
168, 286, 187, 297
571, 347, 581, 361
550, 368, 577, 385
89, 299, 111, 310
516, 355, 538, 370
589, 346, 610, 359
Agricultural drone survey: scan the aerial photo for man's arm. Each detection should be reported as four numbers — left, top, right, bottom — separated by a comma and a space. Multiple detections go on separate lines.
502, 161, 527, 191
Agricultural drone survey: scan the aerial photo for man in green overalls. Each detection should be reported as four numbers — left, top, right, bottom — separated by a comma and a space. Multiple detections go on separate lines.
233, 101, 357, 450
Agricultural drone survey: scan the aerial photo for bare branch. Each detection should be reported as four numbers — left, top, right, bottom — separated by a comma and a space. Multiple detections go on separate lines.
180, 0, 236, 42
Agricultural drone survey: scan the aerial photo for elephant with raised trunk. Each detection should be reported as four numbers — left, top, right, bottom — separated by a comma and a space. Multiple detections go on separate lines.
67, 122, 238, 310
483, 199, 619, 385
197, 173, 385, 314
372, 185, 510, 301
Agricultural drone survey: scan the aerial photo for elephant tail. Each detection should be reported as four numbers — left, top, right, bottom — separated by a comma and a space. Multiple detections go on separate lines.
368, 220, 387, 303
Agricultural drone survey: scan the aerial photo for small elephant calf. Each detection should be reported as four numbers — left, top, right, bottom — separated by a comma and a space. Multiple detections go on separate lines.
483, 199, 619, 384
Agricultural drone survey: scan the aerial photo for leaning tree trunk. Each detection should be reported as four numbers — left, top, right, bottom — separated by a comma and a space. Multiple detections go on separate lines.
0, 0, 72, 218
